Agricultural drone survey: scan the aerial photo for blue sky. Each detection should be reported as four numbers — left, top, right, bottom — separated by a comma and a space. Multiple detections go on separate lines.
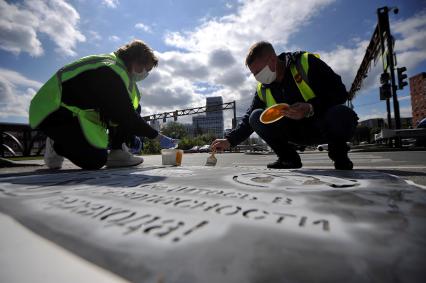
0, 0, 425, 128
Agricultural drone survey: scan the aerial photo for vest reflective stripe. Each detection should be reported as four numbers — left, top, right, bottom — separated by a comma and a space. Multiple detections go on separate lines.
256, 52, 318, 107
29, 73, 62, 128
290, 52, 316, 102
61, 103, 108, 149
29, 53, 140, 149
133, 85, 141, 109
60, 53, 140, 108
257, 84, 276, 108
60, 54, 141, 109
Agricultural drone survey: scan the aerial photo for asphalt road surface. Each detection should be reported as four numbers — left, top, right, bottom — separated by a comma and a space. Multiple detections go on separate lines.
1, 150, 425, 186
1, 149, 425, 283
152, 150, 426, 186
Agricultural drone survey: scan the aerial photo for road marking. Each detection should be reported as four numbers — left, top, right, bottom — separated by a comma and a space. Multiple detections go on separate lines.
233, 164, 426, 169
302, 166, 426, 169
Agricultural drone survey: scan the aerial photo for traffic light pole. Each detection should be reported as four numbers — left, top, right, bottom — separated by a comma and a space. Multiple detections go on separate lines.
386, 99, 392, 130
232, 101, 237, 129
378, 7, 401, 130
377, 16, 392, 129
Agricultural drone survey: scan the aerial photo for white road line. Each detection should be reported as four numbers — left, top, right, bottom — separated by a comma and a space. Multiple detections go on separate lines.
302, 166, 426, 169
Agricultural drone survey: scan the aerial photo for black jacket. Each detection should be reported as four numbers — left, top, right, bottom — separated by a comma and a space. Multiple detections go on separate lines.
225, 52, 349, 147
43, 66, 158, 139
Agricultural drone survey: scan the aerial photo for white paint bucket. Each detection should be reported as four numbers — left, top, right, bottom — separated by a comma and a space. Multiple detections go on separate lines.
161, 149, 183, 166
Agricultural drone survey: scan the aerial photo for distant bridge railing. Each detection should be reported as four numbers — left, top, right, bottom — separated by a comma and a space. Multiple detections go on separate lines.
0, 123, 46, 157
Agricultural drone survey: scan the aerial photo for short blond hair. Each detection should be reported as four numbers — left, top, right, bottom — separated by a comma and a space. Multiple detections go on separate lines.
245, 41, 275, 67
115, 39, 158, 69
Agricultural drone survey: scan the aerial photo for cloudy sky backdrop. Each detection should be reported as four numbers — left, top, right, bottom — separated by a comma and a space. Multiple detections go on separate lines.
0, 0, 425, 128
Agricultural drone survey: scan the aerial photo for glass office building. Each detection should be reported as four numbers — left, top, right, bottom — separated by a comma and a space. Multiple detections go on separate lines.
192, 96, 224, 138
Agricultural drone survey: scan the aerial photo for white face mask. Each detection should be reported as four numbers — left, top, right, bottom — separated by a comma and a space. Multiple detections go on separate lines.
133, 69, 149, 82
254, 65, 276, 84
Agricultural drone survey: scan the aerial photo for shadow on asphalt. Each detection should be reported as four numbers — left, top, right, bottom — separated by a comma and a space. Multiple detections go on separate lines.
0, 166, 163, 179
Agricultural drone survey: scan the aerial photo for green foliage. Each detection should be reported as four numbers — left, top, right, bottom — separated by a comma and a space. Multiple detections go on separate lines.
177, 137, 194, 150
152, 121, 217, 150
176, 133, 216, 150
141, 121, 218, 153
161, 122, 187, 139
141, 138, 161, 154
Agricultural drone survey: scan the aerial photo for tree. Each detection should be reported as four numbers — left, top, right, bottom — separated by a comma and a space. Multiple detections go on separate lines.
161, 122, 188, 139
141, 138, 161, 154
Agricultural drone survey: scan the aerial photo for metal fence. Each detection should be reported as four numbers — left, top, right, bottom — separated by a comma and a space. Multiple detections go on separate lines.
0, 123, 46, 157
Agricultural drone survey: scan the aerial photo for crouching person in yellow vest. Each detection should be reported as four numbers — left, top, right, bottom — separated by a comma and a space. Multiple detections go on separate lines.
29, 39, 176, 170
211, 41, 358, 170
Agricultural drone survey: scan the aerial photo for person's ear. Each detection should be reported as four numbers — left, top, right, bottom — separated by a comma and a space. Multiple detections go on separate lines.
269, 55, 277, 72
128, 62, 136, 74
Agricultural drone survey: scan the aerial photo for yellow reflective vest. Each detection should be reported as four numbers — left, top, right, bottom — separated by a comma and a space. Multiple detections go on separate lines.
29, 53, 140, 149
257, 52, 319, 108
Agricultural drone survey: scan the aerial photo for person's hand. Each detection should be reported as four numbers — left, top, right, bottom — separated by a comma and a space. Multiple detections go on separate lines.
286, 102, 312, 120
157, 134, 177, 149
211, 139, 231, 152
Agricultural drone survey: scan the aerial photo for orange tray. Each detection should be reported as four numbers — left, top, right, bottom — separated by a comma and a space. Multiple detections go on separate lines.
259, 103, 290, 124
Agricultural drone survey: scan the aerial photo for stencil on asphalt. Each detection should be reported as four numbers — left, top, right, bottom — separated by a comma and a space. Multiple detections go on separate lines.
0, 166, 425, 283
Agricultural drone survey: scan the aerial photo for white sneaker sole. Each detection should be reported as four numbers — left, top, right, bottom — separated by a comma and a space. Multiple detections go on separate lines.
106, 158, 144, 168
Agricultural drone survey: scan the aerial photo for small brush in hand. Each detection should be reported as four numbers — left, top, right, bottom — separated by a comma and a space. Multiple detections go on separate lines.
205, 149, 217, 166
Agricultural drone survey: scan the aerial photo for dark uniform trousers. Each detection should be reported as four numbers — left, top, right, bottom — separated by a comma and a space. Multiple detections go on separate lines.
249, 105, 358, 161
40, 108, 132, 170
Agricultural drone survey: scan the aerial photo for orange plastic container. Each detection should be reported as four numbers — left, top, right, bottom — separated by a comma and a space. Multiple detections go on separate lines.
259, 103, 290, 124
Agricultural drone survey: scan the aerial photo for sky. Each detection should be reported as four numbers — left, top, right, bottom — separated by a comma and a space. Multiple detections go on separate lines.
0, 0, 425, 129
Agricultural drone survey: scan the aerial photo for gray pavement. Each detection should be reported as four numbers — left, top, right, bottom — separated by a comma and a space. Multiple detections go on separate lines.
2, 150, 425, 185
0, 150, 425, 283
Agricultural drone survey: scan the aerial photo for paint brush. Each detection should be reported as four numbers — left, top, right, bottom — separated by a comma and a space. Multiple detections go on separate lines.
205, 149, 217, 166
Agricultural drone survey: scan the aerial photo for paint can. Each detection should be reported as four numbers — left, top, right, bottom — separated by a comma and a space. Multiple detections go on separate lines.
161, 149, 183, 166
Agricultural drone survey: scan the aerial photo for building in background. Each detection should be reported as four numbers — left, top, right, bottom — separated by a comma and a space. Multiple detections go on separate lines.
192, 96, 224, 138
359, 117, 412, 129
410, 72, 426, 127
149, 119, 160, 132
359, 118, 385, 129
182, 123, 194, 137
398, 117, 414, 129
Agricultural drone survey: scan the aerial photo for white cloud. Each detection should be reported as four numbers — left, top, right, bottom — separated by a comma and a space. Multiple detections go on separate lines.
392, 10, 426, 77
358, 106, 413, 122
2, 0, 424, 129
316, 10, 426, 102
135, 22, 153, 33
102, 0, 119, 8
108, 35, 121, 42
88, 30, 102, 41
0, 0, 85, 57
140, 0, 336, 127
316, 40, 383, 95
393, 10, 426, 52
165, 0, 334, 53
0, 68, 42, 119
135, 2, 426, 129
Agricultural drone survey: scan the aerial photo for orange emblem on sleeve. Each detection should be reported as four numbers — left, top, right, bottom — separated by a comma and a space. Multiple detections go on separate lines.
294, 73, 302, 83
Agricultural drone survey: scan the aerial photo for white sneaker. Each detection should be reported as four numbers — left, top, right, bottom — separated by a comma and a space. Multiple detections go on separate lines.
44, 137, 64, 169
106, 143, 144, 168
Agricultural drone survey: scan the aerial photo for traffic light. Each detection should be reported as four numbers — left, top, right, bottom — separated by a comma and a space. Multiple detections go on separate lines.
380, 72, 390, 84
379, 72, 392, 100
397, 67, 408, 89
380, 83, 392, 100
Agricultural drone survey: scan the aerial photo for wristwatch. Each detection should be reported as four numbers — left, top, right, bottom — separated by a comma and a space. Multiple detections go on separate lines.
304, 104, 314, 118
